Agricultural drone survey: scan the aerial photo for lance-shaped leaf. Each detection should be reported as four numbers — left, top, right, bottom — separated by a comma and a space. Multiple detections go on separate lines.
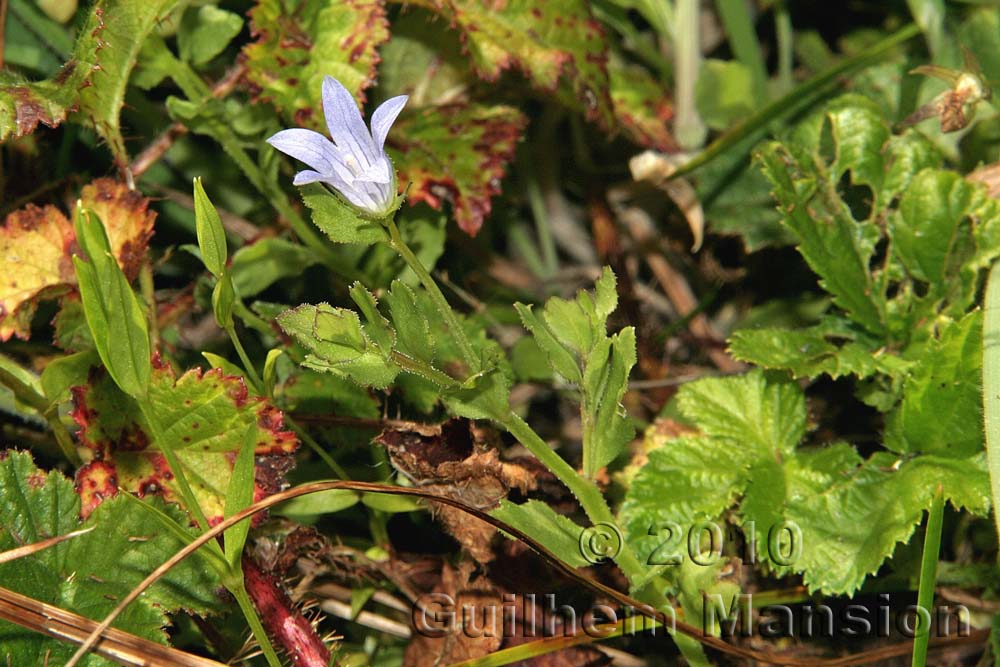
408, 0, 614, 128
0, 178, 155, 341
0, 451, 221, 665
389, 103, 527, 236
73, 205, 150, 400
71, 359, 298, 521
244, 0, 388, 126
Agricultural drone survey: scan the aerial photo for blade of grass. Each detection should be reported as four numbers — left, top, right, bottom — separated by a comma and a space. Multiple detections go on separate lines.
671, 23, 921, 179
911, 487, 944, 667
982, 262, 1000, 548
715, 0, 768, 102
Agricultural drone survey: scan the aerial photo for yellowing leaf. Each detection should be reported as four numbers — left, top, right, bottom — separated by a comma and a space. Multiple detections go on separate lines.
0, 205, 76, 341
0, 178, 155, 341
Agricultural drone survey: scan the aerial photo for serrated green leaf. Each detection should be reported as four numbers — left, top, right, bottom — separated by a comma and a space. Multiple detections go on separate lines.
383, 280, 434, 365
890, 170, 997, 306
0, 451, 220, 665
301, 184, 388, 245
582, 328, 636, 474
620, 435, 749, 566
75, 0, 177, 165
492, 499, 591, 568
741, 447, 989, 594
675, 369, 805, 454
278, 303, 399, 389
179, 5, 243, 66
350, 282, 395, 356
193, 177, 228, 278
728, 326, 908, 380
885, 311, 983, 457
756, 140, 886, 336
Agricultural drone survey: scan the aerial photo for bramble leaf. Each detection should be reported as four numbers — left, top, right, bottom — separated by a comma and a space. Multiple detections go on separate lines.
71, 360, 298, 521
244, 0, 388, 125
389, 103, 527, 236
620, 370, 990, 595
0, 451, 221, 665
885, 311, 983, 457
609, 57, 677, 151
75, 0, 178, 166
409, 0, 614, 128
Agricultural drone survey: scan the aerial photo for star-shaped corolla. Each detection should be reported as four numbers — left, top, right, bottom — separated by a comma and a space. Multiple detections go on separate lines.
267, 76, 408, 218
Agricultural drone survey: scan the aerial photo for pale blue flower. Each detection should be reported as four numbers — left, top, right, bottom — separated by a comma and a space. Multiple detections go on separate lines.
267, 76, 408, 217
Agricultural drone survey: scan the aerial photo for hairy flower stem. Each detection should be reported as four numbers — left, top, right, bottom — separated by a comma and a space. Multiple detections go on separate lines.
499, 412, 645, 581
385, 220, 648, 585
385, 216, 480, 370
226, 324, 349, 480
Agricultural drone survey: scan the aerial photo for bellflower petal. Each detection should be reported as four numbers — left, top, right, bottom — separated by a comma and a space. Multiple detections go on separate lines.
322, 76, 377, 169
267, 75, 408, 217
266, 129, 341, 176
370, 95, 409, 151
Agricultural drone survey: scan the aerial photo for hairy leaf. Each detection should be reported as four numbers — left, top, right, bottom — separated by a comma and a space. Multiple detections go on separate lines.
885, 311, 983, 457
0, 451, 221, 665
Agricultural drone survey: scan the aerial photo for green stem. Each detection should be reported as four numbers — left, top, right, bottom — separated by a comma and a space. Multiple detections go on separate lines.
0, 358, 80, 464
715, 0, 769, 103
673, 0, 706, 150
230, 574, 283, 667
139, 260, 160, 351
226, 325, 264, 393
386, 216, 480, 372
983, 261, 1000, 550
911, 488, 944, 667
287, 418, 349, 480
671, 22, 921, 179
498, 411, 645, 582
774, 0, 794, 94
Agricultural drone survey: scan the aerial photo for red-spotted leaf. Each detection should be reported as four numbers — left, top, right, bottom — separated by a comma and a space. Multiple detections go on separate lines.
0, 178, 155, 341
409, 0, 614, 128
243, 0, 389, 127
72, 358, 297, 521
610, 58, 677, 152
389, 103, 527, 236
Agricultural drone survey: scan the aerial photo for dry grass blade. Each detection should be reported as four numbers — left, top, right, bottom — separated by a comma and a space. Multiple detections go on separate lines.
0, 584, 227, 667
0, 527, 93, 565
